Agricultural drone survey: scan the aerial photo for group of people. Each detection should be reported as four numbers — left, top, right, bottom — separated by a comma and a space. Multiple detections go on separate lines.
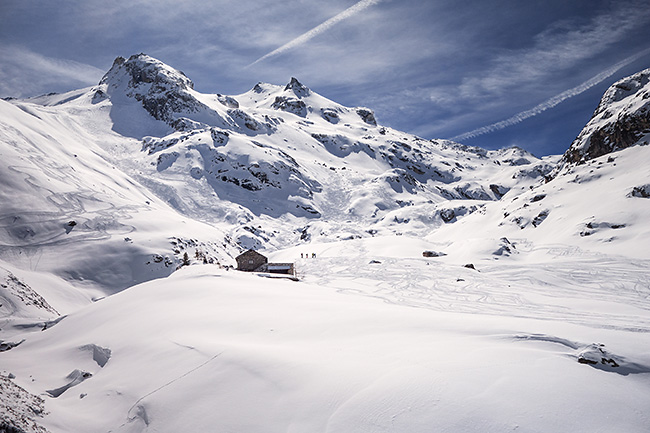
301, 253, 317, 258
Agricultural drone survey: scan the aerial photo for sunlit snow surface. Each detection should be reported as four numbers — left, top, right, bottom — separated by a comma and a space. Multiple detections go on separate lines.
1, 56, 649, 432
2, 239, 650, 433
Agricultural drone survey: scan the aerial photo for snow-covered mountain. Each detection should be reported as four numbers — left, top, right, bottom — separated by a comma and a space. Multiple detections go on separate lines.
1, 54, 560, 290
1, 55, 649, 433
96, 55, 556, 237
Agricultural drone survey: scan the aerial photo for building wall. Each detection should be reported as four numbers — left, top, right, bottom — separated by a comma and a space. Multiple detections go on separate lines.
267, 263, 295, 275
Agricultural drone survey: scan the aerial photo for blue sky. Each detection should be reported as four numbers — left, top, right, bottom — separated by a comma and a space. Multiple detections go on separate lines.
1, 0, 650, 156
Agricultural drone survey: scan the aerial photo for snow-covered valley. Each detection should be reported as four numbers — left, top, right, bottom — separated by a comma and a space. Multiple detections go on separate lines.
1, 55, 649, 432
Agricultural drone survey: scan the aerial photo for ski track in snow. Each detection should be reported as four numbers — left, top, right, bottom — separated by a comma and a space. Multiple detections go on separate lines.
120, 351, 224, 429
298, 244, 650, 332
0, 163, 138, 251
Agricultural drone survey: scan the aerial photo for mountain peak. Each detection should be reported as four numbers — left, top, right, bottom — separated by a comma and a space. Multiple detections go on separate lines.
100, 54, 194, 91
560, 67, 650, 166
284, 77, 310, 98
98, 54, 208, 125
594, 68, 650, 117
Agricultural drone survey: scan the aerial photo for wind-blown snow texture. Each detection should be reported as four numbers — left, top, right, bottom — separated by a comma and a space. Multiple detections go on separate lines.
0, 54, 649, 433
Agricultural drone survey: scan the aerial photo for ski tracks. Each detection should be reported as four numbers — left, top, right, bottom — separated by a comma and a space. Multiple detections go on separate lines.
300, 251, 650, 332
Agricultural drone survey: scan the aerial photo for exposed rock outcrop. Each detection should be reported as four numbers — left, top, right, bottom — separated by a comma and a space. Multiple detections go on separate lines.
355, 107, 377, 126
0, 375, 49, 433
284, 77, 310, 98
560, 68, 650, 166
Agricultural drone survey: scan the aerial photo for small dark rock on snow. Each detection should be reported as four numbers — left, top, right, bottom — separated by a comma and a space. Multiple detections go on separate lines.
629, 184, 650, 198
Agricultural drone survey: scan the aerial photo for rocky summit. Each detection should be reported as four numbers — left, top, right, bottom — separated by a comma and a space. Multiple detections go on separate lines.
561, 67, 650, 166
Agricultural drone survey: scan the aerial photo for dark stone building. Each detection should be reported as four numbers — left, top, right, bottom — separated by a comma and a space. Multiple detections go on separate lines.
236, 249, 268, 272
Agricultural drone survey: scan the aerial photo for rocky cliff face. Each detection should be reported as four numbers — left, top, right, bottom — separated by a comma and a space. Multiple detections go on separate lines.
561, 68, 650, 166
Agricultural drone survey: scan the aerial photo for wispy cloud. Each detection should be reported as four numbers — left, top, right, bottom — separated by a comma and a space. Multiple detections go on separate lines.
1, 46, 104, 83
0, 45, 104, 97
247, 0, 382, 68
454, 3, 650, 103
450, 47, 650, 142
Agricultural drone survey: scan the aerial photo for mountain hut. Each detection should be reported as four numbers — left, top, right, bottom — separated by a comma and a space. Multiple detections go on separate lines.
235, 250, 296, 276
236, 249, 268, 272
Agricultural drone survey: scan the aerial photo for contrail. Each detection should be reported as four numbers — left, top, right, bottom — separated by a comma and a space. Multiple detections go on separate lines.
247, 0, 382, 67
450, 47, 650, 143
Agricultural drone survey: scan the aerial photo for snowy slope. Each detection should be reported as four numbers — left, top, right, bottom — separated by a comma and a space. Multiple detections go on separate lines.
1, 55, 649, 433
0, 96, 234, 293
431, 143, 650, 260
2, 252, 649, 433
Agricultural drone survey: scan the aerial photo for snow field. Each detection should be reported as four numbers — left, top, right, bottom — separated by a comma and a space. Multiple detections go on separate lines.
2, 239, 650, 432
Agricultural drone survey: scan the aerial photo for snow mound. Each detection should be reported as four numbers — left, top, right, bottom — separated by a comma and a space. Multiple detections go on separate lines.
46, 369, 93, 398
79, 344, 111, 368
